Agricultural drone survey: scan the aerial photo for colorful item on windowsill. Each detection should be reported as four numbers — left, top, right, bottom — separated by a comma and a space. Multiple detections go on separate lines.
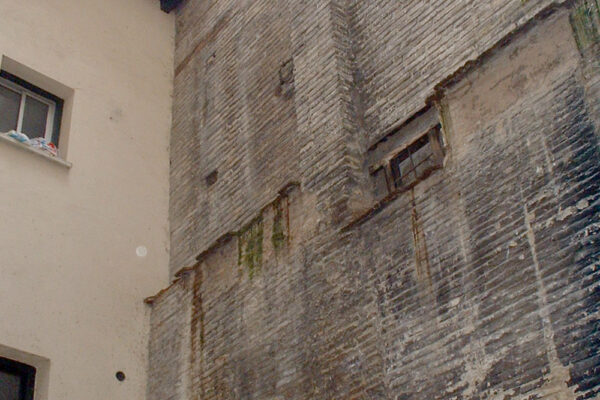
2, 131, 58, 157
7, 130, 30, 144
29, 137, 58, 157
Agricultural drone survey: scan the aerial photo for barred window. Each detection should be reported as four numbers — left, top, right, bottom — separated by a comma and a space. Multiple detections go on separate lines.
368, 106, 446, 201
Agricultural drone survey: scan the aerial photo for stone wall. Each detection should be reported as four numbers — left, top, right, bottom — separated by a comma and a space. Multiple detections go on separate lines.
169, 0, 352, 273
154, 1, 600, 399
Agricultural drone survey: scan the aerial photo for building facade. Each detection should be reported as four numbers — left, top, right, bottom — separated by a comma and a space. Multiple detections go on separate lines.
149, 0, 600, 399
0, 0, 173, 399
1, 0, 599, 399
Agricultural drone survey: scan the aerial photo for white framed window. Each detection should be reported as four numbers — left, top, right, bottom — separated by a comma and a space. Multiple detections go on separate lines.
0, 71, 63, 146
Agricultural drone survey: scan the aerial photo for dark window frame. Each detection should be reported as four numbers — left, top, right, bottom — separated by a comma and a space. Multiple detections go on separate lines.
0, 356, 36, 400
389, 124, 445, 191
367, 106, 447, 202
0, 70, 64, 146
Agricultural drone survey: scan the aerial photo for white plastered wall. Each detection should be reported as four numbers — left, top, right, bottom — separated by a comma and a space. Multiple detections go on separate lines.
0, 0, 174, 399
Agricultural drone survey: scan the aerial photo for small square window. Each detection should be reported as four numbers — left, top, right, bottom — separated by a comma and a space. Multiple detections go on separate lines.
367, 106, 447, 201
0, 70, 63, 148
0, 356, 36, 400
390, 124, 444, 190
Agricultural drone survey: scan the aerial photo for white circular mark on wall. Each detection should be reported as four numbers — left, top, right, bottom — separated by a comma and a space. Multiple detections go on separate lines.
136, 246, 148, 257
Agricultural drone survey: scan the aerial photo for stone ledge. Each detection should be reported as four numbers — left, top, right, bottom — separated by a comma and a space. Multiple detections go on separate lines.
0, 134, 72, 169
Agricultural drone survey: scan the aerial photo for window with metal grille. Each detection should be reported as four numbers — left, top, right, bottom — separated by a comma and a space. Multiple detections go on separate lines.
390, 124, 444, 190
367, 106, 446, 201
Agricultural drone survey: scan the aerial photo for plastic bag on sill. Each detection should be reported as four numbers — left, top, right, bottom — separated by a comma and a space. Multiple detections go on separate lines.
29, 137, 58, 157
7, 130, 30, 144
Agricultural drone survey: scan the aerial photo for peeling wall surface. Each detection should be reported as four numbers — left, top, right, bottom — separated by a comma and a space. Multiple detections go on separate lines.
154, 1, 600, 399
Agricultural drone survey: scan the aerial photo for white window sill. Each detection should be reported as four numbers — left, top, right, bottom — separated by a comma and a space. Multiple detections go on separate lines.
0, 133, 71, 168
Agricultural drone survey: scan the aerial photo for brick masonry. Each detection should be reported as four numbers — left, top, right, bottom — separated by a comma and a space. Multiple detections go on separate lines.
153, 1, 600, 399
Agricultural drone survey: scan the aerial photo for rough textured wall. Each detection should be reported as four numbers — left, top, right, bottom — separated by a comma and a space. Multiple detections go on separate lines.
353, 0, 571, 143
168, 0, 577, 275
169, 0, 356, 273
155, 1, 600, 399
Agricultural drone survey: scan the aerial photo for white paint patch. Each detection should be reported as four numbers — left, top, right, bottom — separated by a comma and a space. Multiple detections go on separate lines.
557, 206, 576, 221
136, 246, 148, 258
576, 199, 589, 210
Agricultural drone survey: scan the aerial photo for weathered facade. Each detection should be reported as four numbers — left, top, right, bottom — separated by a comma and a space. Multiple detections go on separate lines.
149, 0, 600, 399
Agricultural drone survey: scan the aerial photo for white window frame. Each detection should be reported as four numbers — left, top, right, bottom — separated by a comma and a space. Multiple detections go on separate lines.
0, 76, 56, 141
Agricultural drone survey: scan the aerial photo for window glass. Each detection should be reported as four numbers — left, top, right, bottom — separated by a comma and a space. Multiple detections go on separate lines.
412, 138, 434, 178
390, 127, 442, 190
368, 108, 446, 203
397, 152, 415, 187
0, 85, 21, 133
0, 370, 20, 400
22, 95, 49, 139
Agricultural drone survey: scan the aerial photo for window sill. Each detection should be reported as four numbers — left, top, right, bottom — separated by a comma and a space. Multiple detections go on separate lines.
0, 133, 71, 168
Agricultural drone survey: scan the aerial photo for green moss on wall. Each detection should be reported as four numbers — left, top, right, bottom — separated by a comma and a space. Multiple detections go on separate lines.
571, 0, 600, 53
271, 199, 286, 253
237, 216, 263, 279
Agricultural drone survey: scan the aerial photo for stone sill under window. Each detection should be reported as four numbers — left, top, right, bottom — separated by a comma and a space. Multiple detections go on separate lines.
0, 133, 71, 168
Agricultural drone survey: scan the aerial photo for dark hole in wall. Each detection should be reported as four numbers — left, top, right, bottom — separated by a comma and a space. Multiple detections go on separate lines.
115, 371, 126, 382
275, 58, 295, 99
205, 170, 218, 187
